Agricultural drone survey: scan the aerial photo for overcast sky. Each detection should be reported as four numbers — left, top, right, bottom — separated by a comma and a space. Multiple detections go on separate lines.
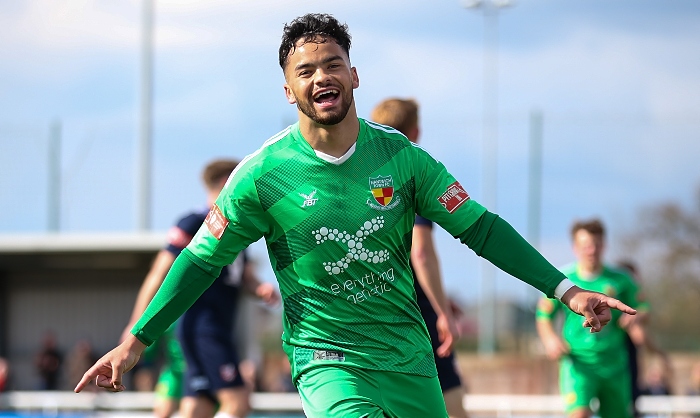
1, 0, 699, 303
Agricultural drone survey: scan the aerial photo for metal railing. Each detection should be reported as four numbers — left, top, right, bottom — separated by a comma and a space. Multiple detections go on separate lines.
1, 392, 700, 417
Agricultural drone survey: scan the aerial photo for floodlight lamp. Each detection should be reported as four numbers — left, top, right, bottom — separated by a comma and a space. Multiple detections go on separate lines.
461, 0, 483, 9
492, 0, 514, 8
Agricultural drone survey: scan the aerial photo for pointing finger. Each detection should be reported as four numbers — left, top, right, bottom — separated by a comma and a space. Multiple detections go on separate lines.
74, 369, 95, 393
604, 297, 637, 315
75, 362, 104, 393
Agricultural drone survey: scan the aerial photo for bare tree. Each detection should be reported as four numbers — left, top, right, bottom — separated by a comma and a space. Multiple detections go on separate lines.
621, 186, 700, 350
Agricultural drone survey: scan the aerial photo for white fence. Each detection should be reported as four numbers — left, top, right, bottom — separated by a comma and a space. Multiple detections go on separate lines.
2, 392, 700, 417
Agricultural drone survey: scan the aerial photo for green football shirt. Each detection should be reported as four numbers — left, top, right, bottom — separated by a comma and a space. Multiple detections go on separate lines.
536, 263, 641, 373
185, 118, 486, 381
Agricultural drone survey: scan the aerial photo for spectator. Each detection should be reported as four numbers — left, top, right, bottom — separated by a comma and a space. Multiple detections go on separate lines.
65, 340, 98, 392
641, 361, 672, 396
0, 356, 9, 392
259, 352, 294, 393
688, 362, 700, 418
35, 331, 62, 390
687, 362, 700, 396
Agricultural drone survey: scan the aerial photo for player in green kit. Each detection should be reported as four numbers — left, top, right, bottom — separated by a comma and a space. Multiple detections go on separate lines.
76, 13, 636, 418
137, 323, 185, 418
536, 219, 644, 418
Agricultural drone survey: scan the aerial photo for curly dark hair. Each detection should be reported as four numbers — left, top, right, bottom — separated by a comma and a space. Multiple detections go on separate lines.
278, 13, 352, 70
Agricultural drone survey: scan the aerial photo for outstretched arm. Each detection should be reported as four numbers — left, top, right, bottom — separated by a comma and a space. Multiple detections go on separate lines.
75, 249, 221, 392
411, 223, 457, 358
459, 211, 635, 331
120, 250, 176, 342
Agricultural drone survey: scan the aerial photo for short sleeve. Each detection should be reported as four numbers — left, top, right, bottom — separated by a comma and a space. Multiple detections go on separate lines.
187, 164, 268, 268
411, 144, 486, 237
414, 214, 433, 229
536, 296, 561, 321
165, 212, 205, 256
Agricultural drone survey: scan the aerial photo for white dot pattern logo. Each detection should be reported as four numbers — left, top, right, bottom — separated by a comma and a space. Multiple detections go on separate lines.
313, 217, 389, 275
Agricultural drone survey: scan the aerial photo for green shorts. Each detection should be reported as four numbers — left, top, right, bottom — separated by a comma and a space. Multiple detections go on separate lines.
151, 322, 186, 400
296, 366, 448, 418
560, 357, 633, 418
155, 366, 184, 400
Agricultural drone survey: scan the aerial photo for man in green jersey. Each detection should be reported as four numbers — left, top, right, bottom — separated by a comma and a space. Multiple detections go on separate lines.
76, 13, 635, 418
536, 219, 643, 418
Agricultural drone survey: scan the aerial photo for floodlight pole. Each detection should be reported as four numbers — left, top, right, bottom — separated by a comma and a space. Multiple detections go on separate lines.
137, 0, 154, 231
48, 120, 61, 232
463, 0, 511, 356
527, 109, 544, 305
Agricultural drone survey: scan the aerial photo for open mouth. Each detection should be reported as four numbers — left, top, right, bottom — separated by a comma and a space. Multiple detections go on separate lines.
313, 89, 340, 105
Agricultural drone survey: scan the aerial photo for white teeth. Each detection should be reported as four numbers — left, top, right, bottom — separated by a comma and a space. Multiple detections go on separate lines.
314, 89, 339, 99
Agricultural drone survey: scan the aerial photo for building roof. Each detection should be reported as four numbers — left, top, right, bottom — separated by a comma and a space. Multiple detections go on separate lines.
0, 232, 167, 254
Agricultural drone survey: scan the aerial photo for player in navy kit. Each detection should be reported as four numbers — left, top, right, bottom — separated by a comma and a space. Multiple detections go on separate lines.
122, 159, 279, 418
371, 98, 470, 417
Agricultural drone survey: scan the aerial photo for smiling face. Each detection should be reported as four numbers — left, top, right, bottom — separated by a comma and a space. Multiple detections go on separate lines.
283, 37, 359, 126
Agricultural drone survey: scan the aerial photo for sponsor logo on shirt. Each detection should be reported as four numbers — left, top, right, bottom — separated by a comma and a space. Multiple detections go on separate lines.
437, 181, 470, 213
313, 350, 345, 362
299, 189, 318, 208
204, 204, 229, 240
167, 226, 193, 249
312, 216, 389, 275
331, 267, 396, 305
367, 175, 401, 210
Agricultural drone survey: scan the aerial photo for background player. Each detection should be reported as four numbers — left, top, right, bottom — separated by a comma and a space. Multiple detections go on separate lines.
77, 14, 636, 418
536, 219, 642, 418
371, 97, 470, 418
121, 159, 280, 418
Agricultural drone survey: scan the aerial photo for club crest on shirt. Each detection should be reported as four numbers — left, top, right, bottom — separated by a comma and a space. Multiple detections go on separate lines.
603, 284, 617, 297
219, 363, 237, 382
367, 175, 400, 210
